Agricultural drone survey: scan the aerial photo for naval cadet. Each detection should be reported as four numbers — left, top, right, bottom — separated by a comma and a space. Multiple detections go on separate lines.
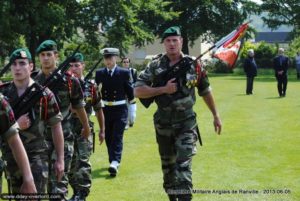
95, 48, 135, 177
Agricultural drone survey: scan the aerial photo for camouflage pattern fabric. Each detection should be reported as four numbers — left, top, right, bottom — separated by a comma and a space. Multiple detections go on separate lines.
69, 79, 102, 196
34, 70, 85, 197
0, 93, 18, 194
135, 53, 211, 200
0, 83, 62, 193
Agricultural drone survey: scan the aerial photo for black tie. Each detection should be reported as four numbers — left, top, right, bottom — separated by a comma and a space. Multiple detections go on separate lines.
108, 70, 112, 76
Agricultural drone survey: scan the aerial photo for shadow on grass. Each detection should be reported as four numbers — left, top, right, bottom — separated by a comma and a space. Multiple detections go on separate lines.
225, 76, 300, 83
92, 167, 116, 180
265, 96, 282, 99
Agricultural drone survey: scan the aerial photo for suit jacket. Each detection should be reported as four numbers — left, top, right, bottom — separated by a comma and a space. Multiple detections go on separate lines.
95, 66, 134, 103
244, 57, 257, 77
273, 55, 289, 74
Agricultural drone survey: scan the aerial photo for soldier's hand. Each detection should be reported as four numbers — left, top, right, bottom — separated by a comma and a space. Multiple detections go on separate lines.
54, 158, 64, 182
213, 115, 222, 135
81, 127, 91, 139
20, 177, 37, 194
164, 78, 177, 94
17, 113, 31, 130
99, 130, 105, 145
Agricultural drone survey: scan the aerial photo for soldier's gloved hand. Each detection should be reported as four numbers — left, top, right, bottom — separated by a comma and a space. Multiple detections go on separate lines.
128, 103, 137, 126
99, 130, 105, 145
17, 113, 31, 130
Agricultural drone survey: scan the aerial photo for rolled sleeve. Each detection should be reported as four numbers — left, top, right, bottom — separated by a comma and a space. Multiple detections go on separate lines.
197, 74, 211, 97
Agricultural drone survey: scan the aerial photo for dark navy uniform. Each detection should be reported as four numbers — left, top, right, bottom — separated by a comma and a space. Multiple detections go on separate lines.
95, 65, 134, 165
273, 50, 289, 97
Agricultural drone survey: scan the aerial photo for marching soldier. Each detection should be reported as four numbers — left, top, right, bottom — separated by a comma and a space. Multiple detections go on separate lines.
0, 93, 37, 194
134, 26, 222, 201
33, 40, 90, 198
95, 48, 135, 177
68, 53, 105, 201
0, 48, 64, 193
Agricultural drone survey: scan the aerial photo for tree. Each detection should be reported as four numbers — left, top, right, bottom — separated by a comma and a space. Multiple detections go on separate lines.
155, 0, 259, 54
85, 0, 177, 55
0, 0, 177, 65
260, 1, 300, 35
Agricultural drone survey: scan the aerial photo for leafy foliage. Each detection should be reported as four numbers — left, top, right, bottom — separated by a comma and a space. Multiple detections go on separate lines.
260, 1, 300, 36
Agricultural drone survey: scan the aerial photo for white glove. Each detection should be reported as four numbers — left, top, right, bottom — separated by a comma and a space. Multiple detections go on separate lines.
128, 103, 137, 126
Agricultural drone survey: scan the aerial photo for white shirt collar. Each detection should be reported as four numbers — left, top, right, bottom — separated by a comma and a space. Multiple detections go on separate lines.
106, 65, 117, 75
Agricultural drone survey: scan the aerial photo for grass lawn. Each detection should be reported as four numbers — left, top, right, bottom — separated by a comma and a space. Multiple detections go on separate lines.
2, 73, 299, 201
89, 73, 300, 201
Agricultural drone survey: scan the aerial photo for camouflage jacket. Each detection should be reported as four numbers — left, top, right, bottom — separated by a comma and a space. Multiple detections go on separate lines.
33, 70, 85, 139
135, 53, 211, 123
0, 93, 18, 144
0, 82, 62, 157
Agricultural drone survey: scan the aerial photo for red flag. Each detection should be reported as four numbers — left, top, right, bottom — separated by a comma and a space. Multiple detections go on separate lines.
214, 40, 242, 68
213, 22, 249, 68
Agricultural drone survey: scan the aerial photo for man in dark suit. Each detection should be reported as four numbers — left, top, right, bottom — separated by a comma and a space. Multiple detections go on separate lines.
95, 48, 135, 176
273, 48, 289, 97
244, 49, 257, 95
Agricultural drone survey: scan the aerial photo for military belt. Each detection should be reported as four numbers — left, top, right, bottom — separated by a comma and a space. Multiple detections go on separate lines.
102, 100, 126, 106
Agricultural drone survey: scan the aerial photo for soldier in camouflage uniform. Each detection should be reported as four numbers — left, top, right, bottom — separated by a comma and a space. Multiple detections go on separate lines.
134, 27, 222, 201
33, 40, 90, 199
68, 53, 105, 201
0, 48, 64, 193
0, 93, 37, 194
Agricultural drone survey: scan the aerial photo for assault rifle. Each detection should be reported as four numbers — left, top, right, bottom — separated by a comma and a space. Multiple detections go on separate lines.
139, 49, 210, 108
11, 45, 80, 120
84, 58, 102, 82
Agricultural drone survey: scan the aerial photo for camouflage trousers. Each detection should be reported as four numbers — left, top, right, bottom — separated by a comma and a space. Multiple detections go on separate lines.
69, 118, 93, 197
47, 138, 74, 198
69, 131, 93, 197
154, 116, 198, 201
0, 158, 4, 194
5, 153, 48, 193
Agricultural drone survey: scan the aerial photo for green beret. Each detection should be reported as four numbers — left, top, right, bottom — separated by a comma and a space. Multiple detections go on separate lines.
36, 40, 57, 54
70, 53, 84, 62
100, 48, 119, 56
162, 26, 181, 41
9, 48, 32, 63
